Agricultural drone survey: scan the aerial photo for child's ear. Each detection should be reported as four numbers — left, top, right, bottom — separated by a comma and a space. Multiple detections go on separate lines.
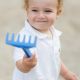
56, 9, 63, 19
57, 9, 62, 15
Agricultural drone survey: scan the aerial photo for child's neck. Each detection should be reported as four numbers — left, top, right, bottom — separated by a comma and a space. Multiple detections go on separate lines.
42, 29, 53, 39
28, 21, 53, 38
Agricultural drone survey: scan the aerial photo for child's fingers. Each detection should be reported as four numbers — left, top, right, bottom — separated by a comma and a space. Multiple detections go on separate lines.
24, 53, 37, 68
23, 53, 37, 63
31, 53, 37, 59
29, 53, 37, 63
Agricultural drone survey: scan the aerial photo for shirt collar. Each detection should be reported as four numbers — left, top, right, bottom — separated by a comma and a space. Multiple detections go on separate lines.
25, 20, 62, 39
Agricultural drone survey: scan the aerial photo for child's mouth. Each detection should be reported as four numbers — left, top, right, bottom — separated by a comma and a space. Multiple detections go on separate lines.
36, 21, 47, 22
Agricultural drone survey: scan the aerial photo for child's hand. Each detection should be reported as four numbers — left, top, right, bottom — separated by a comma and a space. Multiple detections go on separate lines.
65, 71, 79, 80
22, 53, 37, 72
60, 62, 79, 80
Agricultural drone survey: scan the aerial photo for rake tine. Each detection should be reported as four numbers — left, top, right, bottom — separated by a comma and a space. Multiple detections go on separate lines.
28, 35, 31, 43
17, 34, 20, 42
11, 33, 15, 41
6, 32, 9, 43
22, 35, 26, 43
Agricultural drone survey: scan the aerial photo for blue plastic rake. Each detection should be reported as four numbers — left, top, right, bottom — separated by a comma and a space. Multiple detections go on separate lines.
5, 33, 37, 58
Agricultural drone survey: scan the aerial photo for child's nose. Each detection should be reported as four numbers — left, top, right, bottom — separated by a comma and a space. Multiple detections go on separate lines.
38, 12, 45, 18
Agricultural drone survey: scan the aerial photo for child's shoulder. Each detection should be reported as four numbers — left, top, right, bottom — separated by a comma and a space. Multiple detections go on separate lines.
54, 28, 62, 37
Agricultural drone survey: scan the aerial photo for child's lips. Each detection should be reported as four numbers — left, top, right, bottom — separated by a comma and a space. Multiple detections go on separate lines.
36, 21, 47, 22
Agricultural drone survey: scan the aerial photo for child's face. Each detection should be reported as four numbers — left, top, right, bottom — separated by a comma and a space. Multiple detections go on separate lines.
27, 0, 58, 32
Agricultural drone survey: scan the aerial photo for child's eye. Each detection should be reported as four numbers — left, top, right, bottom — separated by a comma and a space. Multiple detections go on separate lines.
45, 10, 52, 12
32, 10, 38, 12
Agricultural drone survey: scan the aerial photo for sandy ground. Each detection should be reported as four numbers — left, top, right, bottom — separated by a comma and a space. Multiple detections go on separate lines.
0, 0, 80, 80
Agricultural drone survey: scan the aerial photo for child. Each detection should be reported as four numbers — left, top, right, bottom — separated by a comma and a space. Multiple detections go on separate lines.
13, 0, 78, 80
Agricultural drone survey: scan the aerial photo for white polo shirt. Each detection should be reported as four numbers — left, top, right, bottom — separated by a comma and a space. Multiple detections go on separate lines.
12, 20, 62, 80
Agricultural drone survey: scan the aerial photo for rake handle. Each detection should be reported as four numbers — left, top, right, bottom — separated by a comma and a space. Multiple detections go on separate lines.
23, 48, 32, 58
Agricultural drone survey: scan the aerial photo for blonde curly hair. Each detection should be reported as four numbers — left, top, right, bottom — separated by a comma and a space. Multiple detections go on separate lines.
24, 0, 63, 15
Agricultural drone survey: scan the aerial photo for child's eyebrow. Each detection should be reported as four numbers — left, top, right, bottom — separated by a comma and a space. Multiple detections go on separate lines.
44, 8, 55, 11
44, 8, 53, 10
31, 7, 53, 10
31, 7, 38, 9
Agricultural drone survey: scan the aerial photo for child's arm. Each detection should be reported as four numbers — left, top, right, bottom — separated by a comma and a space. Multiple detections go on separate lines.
60, 61, 78, 80
16, 53, 37, 73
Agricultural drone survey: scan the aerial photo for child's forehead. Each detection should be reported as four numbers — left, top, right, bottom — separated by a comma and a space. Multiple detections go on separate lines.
29, 0, 57, 4
29, 0, 58, 7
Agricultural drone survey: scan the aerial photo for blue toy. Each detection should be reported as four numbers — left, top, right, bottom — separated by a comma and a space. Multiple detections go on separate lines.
5, 33, 37, 58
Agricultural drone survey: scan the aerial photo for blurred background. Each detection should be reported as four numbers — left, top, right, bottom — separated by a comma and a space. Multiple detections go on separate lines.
0, 0, 80, 80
